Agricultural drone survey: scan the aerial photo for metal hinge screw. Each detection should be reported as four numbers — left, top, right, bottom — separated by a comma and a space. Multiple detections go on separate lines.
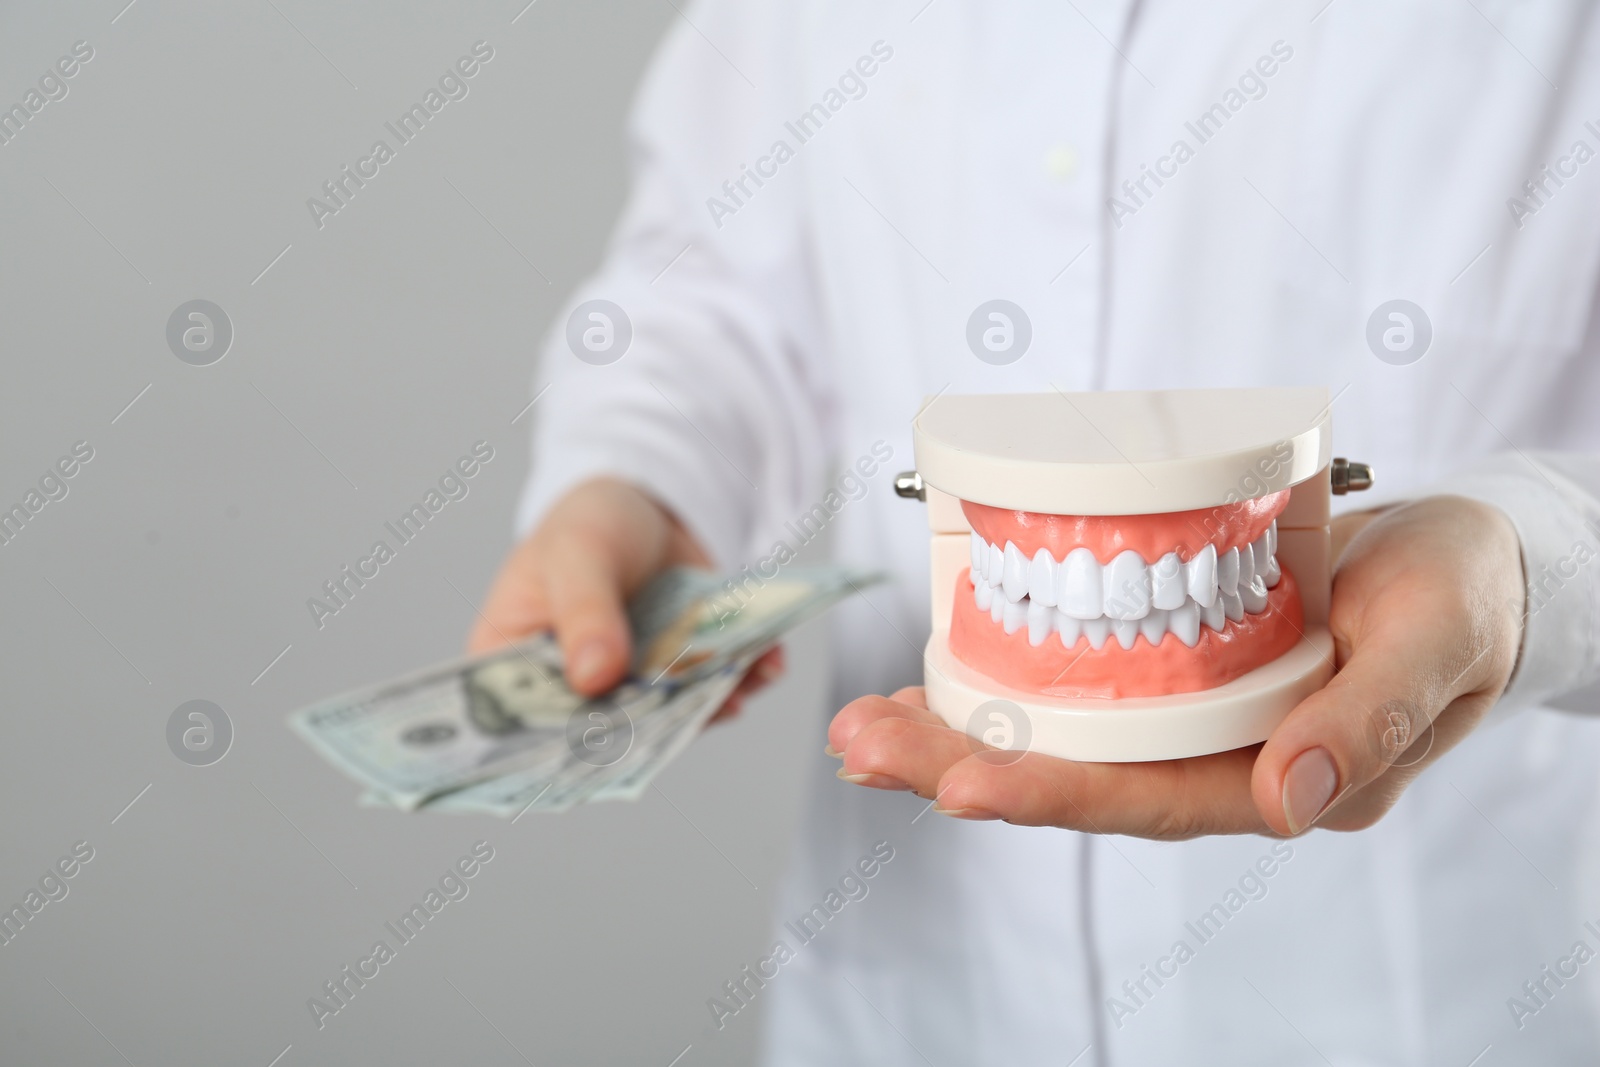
1331, 457, 1374, 495
894, 471, 926, 501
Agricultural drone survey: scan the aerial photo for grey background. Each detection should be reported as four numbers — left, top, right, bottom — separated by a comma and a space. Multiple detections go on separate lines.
0, 3, 831, 1064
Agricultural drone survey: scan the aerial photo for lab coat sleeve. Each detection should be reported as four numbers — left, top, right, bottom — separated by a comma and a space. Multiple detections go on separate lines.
1425, 453, 1600, 715
511, 0, 833, 572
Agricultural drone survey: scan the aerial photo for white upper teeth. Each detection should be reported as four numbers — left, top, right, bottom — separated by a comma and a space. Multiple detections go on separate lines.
1239, 573, 1269, 614
968, 522, 1281, 649
1002, 542, 1029, 603
1058, 547, 1102, 620
1029, 549, 1057, 608
1217, 546, 1240, 598
1186, 543, 1217, 605
1104, 550, 1151, 621
1151, 551, 1185, 611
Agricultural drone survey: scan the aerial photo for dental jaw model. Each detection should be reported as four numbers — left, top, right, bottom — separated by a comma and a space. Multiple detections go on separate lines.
901, 388, 1371, 762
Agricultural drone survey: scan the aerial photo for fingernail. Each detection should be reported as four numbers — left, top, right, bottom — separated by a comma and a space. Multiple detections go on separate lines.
568, 641, 610, 688
931, 805, 1002, 821
824, 744, 843, 759
1282, 747, 1339, 834
836, 768, 912, 791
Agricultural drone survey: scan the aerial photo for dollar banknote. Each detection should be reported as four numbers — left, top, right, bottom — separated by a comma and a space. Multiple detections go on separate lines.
291, 566, 881, 813
418, 660, 750, 816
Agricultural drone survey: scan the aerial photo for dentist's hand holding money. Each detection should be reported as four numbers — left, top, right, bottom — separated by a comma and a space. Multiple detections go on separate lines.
290, 477, 876, 814
468, 477, 785, 717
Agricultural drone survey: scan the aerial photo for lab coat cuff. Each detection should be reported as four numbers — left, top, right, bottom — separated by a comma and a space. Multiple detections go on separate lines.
1420, 456, 1600, 720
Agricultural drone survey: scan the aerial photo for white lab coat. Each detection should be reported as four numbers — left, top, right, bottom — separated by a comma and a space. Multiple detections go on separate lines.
517, 1, 1600, 1062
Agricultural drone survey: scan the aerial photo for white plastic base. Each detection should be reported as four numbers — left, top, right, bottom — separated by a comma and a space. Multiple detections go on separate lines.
923, 628, 1335, 763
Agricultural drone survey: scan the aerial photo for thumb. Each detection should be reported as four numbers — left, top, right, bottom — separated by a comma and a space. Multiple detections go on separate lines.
542, 531, 634, 695
1251, 618, 1479, 836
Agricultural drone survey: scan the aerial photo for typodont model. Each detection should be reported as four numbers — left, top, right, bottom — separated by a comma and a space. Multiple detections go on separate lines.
896, 388, 1373, 762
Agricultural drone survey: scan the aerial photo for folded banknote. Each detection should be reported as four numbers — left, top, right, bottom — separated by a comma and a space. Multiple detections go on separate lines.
291, 566, 883, 814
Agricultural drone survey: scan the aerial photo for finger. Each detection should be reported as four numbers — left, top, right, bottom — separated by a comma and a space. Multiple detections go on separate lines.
1252, 614, 1499, 836
834, 700, 1269, 837
708, 695, 744, 726
839, 715, 973, 796
930, 747, 1262, 836
827, 687, 938, 754
709, 648, 785, 728
468, 538, 552, 654
541, 531, 633, 695
729, 646, 785, 703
